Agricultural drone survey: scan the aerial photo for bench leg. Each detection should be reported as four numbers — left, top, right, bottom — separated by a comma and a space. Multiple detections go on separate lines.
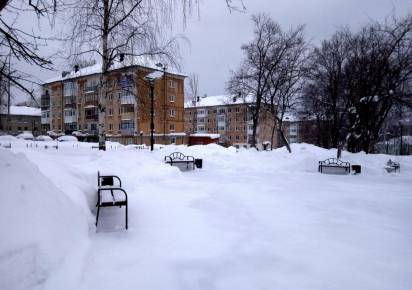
125, 203, 128, 230
96, 205, 101, 227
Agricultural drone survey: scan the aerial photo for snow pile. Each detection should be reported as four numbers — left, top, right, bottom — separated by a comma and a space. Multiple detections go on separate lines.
57, 135, 78, 142
35, 135, 53, 141
16, 132, 34, 140
0, 142, 411, 290
0, 150, 89, 290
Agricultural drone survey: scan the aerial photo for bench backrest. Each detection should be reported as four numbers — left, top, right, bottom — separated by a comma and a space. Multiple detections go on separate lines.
320, 158, 349, 166
168, 152, 187, 160
97, 171, 122, 187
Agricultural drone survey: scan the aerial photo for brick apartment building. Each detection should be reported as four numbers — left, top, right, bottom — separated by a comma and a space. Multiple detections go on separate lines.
184, 95, 280, 148
41, 62, 186, 145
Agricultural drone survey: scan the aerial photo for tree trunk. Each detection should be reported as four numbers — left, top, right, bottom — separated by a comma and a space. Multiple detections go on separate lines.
98, 0, 110, 150
278, 122, 291, 153
270, 121, 276, 150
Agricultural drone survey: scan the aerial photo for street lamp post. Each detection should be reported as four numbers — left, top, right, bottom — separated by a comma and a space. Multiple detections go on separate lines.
155, 63, 168, 144
149, 80, 155, 151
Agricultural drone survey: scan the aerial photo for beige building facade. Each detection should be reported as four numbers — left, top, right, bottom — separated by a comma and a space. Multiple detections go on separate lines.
42, 63, 186, 145
184, 95, 279, 148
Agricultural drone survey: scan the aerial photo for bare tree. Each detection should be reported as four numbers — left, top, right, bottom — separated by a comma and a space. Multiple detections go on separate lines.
303, 29, 352, 149
303, 14, 412, 153
227, 14, 277, 148
264, 24, 307, 152
0, 1, 58, 103
186, 72, 199, 133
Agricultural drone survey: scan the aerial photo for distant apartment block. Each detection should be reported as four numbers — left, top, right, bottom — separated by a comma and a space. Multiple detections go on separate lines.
41, 62, 186, 144
0, 105, 41, 135
184, 95, 280, 148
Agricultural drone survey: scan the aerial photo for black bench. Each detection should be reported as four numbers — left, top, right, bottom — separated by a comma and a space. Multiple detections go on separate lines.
96, 171, 128, 230
165, 152, 195, 169
385, 160, 400, 173
319, 158, 350, 175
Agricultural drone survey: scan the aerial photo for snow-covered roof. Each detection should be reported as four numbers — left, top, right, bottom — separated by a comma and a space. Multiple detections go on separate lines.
0, 105, 40, 116
190, 133, 220, 139
185, 95, 254, 108
43, 58, 186, 85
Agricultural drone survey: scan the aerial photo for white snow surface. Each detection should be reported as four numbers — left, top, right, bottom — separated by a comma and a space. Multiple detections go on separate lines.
1, 140, 411, 290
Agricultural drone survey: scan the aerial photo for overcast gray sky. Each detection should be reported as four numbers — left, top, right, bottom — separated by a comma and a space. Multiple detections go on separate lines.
180, 0, 411, 97
9, 0, 412, 103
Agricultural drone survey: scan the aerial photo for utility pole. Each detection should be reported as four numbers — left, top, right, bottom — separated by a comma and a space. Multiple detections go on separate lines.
149, 81, 155, 151
7, 52, 11, 133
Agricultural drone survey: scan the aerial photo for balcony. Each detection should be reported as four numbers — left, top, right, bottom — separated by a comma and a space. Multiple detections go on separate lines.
120, 95, 136, 105
121, 112, 135, 121
120, 128, 135, 136
85, 99, 98, 107
64, 115, 77, 124
84, 85, 98, 94
64, 96, 76, 107
63, 88, 76, 97
85, 114, 98, 121
41, 95, 50, 109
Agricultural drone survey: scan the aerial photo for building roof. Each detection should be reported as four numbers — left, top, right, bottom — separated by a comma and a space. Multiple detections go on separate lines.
43, 58, 186, 85
0, 105, 41, 116
185, 95, 254, 108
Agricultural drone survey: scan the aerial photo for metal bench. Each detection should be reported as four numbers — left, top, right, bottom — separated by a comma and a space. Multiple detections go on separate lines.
96, 171, 128, 230
165, 152, 195, 169
385, 160, 400, 173
319, 158, 350, 175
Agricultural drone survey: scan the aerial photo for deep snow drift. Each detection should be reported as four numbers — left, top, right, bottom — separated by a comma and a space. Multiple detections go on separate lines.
0, 139, 411, 290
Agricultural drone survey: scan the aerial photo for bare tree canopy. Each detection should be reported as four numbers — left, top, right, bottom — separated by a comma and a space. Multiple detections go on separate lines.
302, 14, 412, 153
227, 13, 307, 150
0, 0, 58, 102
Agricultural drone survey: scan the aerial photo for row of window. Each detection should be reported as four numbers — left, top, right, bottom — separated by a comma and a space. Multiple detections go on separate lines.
48, 94, 176, 105
196, 116, 249, 123
194, 107, 247, 116
196, 125, 252, 132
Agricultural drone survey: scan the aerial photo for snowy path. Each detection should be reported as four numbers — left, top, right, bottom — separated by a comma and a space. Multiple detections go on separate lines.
2, 143, 412, 290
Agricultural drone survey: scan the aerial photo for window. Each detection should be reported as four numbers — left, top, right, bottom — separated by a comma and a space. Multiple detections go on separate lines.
228, 108, 231, 112
217, 115, 225, 123
169, 123, 175, 131
108, 108, 113, 116
236, 135, 240, 140
169, 95, 175, 102
198, 117, 205, 123
218, 126, 225, 131
218, 108, 225, 115
197, 125, 205, 132
91, 123, 97, 131
108, 123, 113, 130
169, 80, 176, 88
235, 107, 240, 112
169, 109, 176, 117
120, 121, 135, 130
170, 137, 176, 144
120, 106, 134, 114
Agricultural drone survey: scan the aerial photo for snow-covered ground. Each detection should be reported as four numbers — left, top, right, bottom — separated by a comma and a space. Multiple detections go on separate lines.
1, 138, 411, 290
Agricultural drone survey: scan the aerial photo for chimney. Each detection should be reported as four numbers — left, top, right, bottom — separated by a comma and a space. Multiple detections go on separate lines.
74, 65, 79, 72
196, 96, 200, 102
62, 71, 70, 78
233, 95, 237, 103
119, 53, 125, 62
